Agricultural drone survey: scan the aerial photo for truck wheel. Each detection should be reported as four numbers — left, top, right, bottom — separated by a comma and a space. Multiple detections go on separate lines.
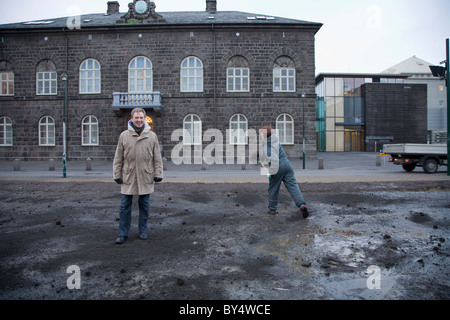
423, 158, 439, 174
402, 163, 416, 172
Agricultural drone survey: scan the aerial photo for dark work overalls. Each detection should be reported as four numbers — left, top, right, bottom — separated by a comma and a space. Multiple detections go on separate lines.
263, 135, 306, 212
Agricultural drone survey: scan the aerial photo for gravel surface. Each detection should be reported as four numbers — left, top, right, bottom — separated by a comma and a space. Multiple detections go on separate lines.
1, 179, 449, 300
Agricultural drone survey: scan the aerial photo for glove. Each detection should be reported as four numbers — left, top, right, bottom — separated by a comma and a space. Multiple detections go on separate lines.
114, 178, 123, 184
154, 177, 163, 183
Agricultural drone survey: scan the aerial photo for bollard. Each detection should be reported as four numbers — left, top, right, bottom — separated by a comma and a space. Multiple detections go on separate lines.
318, 157, 324, 170
49, 159, 55, 171
86, 158, 92, 171
376, 155, 381, 167
13, 158, 20, 171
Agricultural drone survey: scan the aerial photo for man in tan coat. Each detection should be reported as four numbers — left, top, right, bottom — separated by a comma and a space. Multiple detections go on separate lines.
113, 108, 163, 244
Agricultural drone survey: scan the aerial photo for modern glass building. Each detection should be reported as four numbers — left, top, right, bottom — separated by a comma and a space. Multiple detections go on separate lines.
315, 73, 408, 152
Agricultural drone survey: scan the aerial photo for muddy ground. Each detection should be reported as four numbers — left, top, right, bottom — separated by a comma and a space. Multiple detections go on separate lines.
0, 179, 449, 301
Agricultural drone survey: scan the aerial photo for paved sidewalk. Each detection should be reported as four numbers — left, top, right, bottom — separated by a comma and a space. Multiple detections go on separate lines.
0, 152, 449, 183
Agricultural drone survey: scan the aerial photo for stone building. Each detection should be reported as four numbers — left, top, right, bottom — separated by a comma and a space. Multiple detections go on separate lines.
0, 0, 322, 162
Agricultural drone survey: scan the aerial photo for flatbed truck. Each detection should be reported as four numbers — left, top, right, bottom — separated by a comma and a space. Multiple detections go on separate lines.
383, 143, 448, 174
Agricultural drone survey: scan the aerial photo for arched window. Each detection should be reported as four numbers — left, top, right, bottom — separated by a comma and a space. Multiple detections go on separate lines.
79, 59, 101, 94
183, 114, 202, 145
180, 56, 203, 92
227, 56, 250, 92
128, 56, 153, 93
276, 114, 294, 145
273, 56, 295, 92
39, 116, 55, 146
0, 116, 13, 146
36, 60, 57, 95
81, 115, 99, 146
229, 114, 248, 145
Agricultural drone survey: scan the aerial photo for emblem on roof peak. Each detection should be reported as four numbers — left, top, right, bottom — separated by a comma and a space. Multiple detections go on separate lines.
117, 0, 165, 24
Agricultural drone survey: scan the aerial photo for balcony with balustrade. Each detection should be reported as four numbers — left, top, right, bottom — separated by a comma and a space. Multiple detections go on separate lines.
112, 92, 163, 116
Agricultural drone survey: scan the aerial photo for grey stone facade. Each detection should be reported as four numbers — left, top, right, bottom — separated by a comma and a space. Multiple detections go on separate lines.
0, 1, 322, 161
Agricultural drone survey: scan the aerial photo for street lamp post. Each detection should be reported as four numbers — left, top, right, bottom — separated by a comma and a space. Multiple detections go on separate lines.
446, 38, 449, 177
61, 73, 67, 178
301, 91, 306, 170
429, 38, 449, 176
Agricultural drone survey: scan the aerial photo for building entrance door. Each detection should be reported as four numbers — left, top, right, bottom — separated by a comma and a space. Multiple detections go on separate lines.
344, 127, 364, 151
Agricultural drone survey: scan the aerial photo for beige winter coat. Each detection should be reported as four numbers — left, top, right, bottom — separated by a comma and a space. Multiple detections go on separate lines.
113, 121, 163, 195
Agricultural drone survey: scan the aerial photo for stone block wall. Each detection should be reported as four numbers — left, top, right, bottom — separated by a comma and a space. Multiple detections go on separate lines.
0, 21, 318, 161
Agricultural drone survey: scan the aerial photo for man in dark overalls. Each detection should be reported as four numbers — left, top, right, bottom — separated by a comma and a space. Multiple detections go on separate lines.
260, 126, 308, 218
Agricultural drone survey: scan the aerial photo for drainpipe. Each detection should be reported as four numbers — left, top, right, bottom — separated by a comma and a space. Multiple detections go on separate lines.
63, 28, 69, 166
64, 28, 68, 71
212, 23, 217, 127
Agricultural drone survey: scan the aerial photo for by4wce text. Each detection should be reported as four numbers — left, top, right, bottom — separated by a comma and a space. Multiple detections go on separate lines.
179, 304, 271, 317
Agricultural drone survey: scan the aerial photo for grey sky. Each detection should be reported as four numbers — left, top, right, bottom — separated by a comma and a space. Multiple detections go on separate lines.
0, 0, 448, 74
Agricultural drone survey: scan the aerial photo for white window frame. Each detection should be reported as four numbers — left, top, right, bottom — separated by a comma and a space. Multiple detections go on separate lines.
183, 114, 202, 145
39, 116, 55, 146
0, 116, 13, 146
37, 72, 57, 95
276, 114, 294, 145
227, 68, 250, 92
81, 115, 99, 146
0, 72, 14, 96
229, 114, 248, 145
79, 59, 101, 94
180, 56, 203, 92
273, 67, 295, 92
128, 56, 153, 93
